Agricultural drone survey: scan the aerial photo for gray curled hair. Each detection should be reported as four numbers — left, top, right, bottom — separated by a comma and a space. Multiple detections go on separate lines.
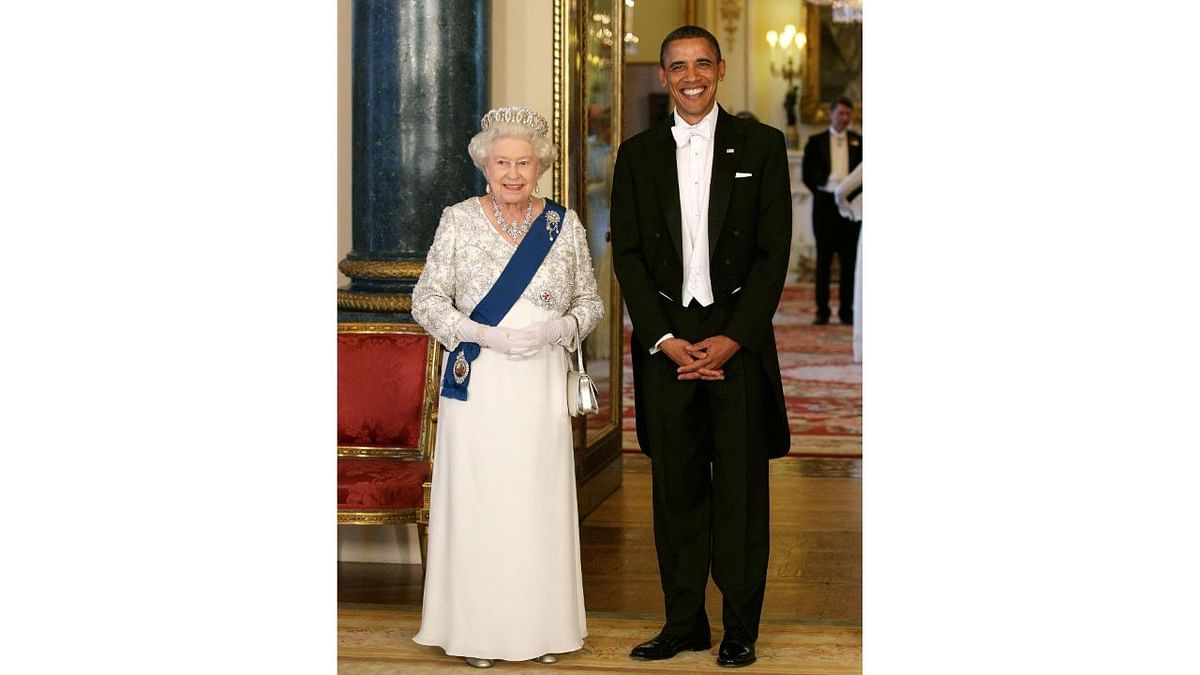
467, 122, 558, 178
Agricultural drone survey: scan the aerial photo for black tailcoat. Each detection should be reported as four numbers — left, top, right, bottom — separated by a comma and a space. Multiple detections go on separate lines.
611, 106, 792, 461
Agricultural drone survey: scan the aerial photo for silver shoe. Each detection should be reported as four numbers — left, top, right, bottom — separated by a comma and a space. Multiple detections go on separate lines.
532, 654, 558, 664
464, 657, 494, 668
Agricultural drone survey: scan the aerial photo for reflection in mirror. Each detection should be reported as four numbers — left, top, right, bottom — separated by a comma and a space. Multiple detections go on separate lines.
583, 0, 617, 442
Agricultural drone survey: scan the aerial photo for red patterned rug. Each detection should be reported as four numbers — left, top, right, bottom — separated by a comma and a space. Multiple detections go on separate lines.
619, 283, 862, 457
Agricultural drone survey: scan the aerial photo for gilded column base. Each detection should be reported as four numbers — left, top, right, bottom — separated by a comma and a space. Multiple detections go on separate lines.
338, 258, 425, 280
337, 257, 425, 317
337, 290, 412, 313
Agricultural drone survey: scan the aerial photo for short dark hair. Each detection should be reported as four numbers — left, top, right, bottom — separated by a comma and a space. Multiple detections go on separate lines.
659, 25, 722, 67
830, 96, 855, 111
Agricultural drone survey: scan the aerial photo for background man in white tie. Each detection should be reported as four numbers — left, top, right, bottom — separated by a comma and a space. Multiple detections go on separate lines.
610, 24, 793, 669
802, 97, 863, 325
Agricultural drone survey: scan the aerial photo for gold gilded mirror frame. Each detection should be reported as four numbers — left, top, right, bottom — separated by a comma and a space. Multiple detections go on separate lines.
552, 0, 578, 208
800, 5, 863, 125
554, 0, 625, 517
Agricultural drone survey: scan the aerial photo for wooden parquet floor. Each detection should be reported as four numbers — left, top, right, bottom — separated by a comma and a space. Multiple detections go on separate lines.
338, 454, 862, 673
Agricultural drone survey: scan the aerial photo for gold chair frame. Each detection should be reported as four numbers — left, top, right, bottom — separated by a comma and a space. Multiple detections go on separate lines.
337, 322, 442, 562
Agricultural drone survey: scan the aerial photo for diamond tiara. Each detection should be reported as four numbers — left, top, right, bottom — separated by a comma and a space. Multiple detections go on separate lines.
480, 106, 550, 137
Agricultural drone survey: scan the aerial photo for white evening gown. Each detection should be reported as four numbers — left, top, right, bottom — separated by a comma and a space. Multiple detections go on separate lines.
410, 198, 602, 661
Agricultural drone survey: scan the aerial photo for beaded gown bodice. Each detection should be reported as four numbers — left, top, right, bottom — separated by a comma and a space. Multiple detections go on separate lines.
412, 197, 604, 351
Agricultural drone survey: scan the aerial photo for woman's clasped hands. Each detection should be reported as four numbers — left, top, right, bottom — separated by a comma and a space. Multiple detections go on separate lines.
506, 316, 576, 359
455, 316, 577, 359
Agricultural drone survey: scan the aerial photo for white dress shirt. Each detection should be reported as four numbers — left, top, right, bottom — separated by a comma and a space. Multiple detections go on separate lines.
823, 127, 851, 192
652, 106, 720, 353
673, 106, 718, 308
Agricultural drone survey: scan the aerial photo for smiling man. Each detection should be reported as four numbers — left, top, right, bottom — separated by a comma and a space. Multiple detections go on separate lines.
610, 25, 793, 669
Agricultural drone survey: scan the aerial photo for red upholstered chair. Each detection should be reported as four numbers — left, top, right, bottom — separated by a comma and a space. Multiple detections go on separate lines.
338, 323, 441, 564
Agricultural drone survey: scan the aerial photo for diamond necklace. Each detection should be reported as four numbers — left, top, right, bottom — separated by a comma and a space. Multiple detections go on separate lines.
491, 194, 533, 241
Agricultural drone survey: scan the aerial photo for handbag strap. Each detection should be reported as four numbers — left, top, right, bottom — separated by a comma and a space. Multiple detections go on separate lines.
566, 313, 587, 374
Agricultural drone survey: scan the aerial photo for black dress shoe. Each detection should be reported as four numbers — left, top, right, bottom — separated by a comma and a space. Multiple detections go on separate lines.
839, 315, 854, 325
812, 315, 830, 325
717, 639, 756, 667
629, 632, 711, 660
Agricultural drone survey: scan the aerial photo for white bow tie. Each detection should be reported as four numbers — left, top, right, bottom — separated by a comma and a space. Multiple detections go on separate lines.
672, 124, 710, 148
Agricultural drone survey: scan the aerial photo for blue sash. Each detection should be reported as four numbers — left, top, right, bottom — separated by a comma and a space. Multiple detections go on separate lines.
440, 198, 566, 401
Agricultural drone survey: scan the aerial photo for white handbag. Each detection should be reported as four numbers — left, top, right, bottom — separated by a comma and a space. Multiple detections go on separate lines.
567, 344, 599, 417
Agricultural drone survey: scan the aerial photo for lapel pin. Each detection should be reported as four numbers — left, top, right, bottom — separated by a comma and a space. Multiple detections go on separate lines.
726, 148, 735, 154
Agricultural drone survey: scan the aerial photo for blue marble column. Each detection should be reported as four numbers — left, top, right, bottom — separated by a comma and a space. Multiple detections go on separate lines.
339, 0, 488, 321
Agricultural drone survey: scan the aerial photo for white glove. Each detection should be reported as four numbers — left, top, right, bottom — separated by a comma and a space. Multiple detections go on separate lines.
508, 316, 579, 358
455, 317, 523, 355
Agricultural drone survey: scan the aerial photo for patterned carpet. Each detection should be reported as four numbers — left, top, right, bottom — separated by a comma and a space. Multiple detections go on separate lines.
620, 283, 862, 458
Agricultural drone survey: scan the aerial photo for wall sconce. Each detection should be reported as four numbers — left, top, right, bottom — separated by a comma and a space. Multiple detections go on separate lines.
766, 24, 806, 147
765, 24, 805, 86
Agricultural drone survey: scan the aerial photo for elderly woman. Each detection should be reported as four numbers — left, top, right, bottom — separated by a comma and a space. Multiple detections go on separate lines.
411, 106, 604, 669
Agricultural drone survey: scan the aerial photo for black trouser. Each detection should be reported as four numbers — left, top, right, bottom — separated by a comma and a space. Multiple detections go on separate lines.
639, 299, 773, 642
812, 191, 862, 322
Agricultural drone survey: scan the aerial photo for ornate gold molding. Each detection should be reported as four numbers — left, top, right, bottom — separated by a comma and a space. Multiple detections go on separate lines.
420, 334, 442, 464
611, 0, 624, 146
338, 258, 425, 280
337, 446, 425, 459
802, 5, 824, 123
552, 0, 570, 205
337, 290, 412, 312
337, 508, 420, 525
684, 0, 698, 26
717, 0, 743, 51
337, 322, 424, 334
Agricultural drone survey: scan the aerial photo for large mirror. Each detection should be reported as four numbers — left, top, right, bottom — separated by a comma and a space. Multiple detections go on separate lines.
554, 0, 624, 516
582, 0, 620, 445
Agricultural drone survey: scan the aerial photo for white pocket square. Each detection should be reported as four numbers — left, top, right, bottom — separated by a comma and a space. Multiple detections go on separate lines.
735, 172, 753, 178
